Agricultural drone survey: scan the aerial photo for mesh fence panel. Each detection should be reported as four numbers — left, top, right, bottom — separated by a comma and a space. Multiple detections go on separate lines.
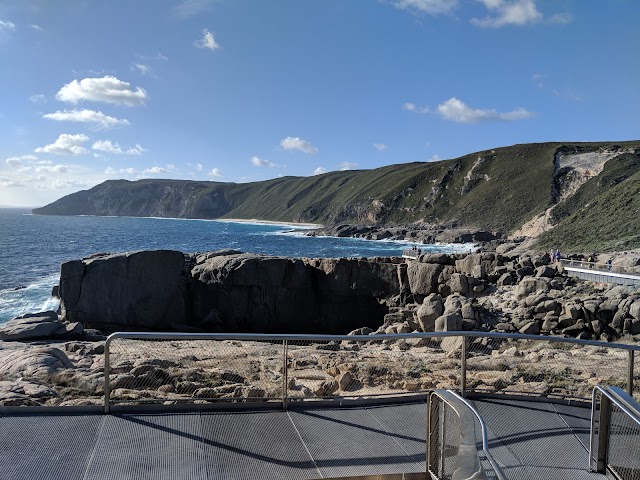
107, 338, 284, 405
442, 402, 461, 479
285, 336, 458, 401
604, 402, 640, 479
634, 353, 640, 402
465, 337, 630, 400
101, 333, 638, 408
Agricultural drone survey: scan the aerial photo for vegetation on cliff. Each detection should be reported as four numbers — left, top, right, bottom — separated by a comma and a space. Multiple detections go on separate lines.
33, 141, 640, 252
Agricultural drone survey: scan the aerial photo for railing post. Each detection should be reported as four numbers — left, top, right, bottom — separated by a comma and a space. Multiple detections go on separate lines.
460, 336, 467, 399
104, 336, 111, 414
628, 350, 635, 396
596, 394, 611, 473
282, 339, 288, 410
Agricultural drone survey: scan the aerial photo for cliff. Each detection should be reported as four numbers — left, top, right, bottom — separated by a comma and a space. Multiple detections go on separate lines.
34, 141, 640, 251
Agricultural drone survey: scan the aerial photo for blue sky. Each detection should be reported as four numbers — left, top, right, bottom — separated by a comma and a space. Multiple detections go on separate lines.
0, 0, 638, 206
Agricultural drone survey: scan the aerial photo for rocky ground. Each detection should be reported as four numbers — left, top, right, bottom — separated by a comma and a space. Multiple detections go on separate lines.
1, 251, 639, 407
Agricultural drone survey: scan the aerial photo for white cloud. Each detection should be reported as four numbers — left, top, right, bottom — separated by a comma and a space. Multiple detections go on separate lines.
126, 144, 146, 155
92, 141, 146, 155
251, 156, 282, 168
35, 164, 68, 173
132, 63, 151, 75
430, 154, 441, 161
92, 140, 122, 154
30, 24, 43, 31
105, 167, 137, 175
143, 166, 171, 174
5, 155, 38, 168
313, 167, 327, 175
392, 0, 458, 15
208, 168, 223, 177
173, 0, 214, 18
56, 76, 148, 106
471, 0, 543, 28
194, 29, 219, 50
43, 109, 130, 129
0, 179, 23, 188
40, 179, 92, 190
5, 157, 22, 168
339, 162, 357, 171
532, 73, 546, 89
402, 102, 430, 114
196, 163, 203, 171
35, 134, 90, 155
435, 97, 533, 123
0, 20, 16, 31
29, 94, 47, 104
280, 136, 318, 154
373, 143, 388, 151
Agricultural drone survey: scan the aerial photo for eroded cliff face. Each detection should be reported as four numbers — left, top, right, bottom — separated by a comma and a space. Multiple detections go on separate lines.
59, 250, 400, 334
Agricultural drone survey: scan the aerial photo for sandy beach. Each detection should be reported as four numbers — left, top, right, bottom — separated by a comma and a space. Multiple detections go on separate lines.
214, 218, 323, 229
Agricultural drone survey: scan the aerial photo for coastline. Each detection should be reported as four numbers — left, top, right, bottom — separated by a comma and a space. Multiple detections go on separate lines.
214, 218, 323, 229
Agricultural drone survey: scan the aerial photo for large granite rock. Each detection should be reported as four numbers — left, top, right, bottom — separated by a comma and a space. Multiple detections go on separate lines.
59, 250, 398, 334
190, 253, 397, 333
60, 250, 190, 330
407, 262, 444, 295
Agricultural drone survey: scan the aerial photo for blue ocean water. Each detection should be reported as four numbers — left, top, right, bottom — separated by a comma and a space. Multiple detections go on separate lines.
0, 208, 471, 323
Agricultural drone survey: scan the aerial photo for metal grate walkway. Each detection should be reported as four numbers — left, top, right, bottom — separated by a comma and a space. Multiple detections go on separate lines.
473, 398, 606, 480
0, 399, 608, 479
0, 404, 426, 480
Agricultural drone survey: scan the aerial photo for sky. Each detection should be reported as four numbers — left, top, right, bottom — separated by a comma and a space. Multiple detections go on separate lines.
0, 0, 638, 207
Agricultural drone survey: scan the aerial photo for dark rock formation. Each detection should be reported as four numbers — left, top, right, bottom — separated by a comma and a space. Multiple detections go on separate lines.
59, 250, 400, 334
60, 250, 190, 330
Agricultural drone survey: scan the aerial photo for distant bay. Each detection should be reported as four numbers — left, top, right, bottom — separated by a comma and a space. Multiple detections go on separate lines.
0, 208, 471, 323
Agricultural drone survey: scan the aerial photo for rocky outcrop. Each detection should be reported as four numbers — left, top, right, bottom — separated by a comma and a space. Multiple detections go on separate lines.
60, 250, 190, 331
59, 250, 400, 334
54, 249, 640, 342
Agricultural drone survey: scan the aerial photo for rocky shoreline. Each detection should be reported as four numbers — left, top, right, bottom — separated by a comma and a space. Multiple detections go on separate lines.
0, 249, 639, 407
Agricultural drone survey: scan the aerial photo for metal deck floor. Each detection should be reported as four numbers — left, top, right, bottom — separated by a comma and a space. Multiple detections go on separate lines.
0, 399, 604, 480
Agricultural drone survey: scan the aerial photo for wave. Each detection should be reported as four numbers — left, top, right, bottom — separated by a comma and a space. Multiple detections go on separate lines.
0, 274, 59, 324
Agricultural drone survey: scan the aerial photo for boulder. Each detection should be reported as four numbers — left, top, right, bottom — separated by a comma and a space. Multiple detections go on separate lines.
497, 273, 514, 286
535, 265, 556, 278
519, 321, 540, 335
434, 314, 462, 332
515, 277, 550, 299
448, 273, 469, 295
415, 294, 443, 332
0, 347, 74, 379
0, 311, 61, 341
407, 262, 444, 295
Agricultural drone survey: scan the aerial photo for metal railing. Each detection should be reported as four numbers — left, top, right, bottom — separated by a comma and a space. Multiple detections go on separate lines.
590, 385, 640, 479
561, 259, 640, 286
561, 259, 640, 276
103, 331, 640, 412
428, 389, 505, 480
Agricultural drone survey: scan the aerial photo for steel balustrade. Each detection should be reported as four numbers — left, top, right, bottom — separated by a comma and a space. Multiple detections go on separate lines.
103, 331, 640, 413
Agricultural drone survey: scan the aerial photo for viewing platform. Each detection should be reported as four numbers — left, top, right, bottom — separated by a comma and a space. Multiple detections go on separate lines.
0, 331, 638, 479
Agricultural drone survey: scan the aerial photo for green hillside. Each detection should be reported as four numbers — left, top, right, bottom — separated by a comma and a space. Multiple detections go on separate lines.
33, 141, 640, 250
538, 169, 640, 252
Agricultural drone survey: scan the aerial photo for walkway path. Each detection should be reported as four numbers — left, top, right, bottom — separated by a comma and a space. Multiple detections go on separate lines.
0, 399, 607, 480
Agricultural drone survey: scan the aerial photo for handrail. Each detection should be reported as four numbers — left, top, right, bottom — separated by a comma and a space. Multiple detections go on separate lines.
589, 385, 640, 475
104, 330, 640, 412
428, 389, 506, 480
560, 259, 640, 277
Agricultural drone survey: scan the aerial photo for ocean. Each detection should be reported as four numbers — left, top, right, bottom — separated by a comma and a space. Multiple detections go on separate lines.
0, 208, 471, 323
